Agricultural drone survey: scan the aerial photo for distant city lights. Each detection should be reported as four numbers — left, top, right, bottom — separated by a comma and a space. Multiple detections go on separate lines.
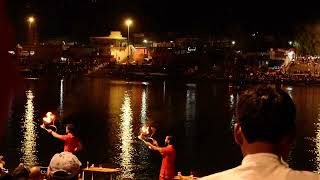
8, 51, 15, 55
187, 47, 196, 52
287, 51, 295, 61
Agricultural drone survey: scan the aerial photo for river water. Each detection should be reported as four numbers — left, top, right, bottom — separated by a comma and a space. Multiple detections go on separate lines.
1, 78, 320, 179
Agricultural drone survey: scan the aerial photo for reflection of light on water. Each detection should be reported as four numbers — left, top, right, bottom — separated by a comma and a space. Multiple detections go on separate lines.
139, 88, 151, 170
140, 88, 148, 124
59, 79, 64, 118
120, 92, 134, 178
21, 90, 38, 168
142, 82, 149, 86
287, 86, 293, 98
314, 104, 320, 171
163, 81, 166, 103
184, 85, 197, 167
185, 85, 196, 137
229, 94, 234, 108
186, 83, 196, 87
230, 93, 239, 129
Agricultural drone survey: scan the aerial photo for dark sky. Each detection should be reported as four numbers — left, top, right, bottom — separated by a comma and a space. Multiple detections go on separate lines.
6, 0, 320, 41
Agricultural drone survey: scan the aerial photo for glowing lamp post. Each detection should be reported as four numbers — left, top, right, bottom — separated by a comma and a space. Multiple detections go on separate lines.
28, 17, 35, 24
27, 16, 35, 45
125, 19, 132, 61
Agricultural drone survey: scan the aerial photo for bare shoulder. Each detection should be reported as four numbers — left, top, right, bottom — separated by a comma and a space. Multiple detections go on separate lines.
287, 170, 320, 180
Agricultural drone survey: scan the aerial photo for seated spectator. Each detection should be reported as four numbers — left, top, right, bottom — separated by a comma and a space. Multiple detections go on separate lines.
12, 163, 29, 180
29, 166, 42, 180
47, 152, 81, 180
0, 173, 12, 180
201, 86, 320, 180
0, 156, 5, 169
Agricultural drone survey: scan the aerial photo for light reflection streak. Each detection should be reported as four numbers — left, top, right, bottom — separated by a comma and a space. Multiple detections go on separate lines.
229, 87, 239, 129
21, 90, 38, 168
315, 122, 320, 171
184, 84, 197, 167
315, 102, 320, 171
163, 81, 166, 103
59, 79, 64, 118
287, 86, 293, 98
140, 88, 148, 124
185, 85, 196, 138
120, 92, 134, 178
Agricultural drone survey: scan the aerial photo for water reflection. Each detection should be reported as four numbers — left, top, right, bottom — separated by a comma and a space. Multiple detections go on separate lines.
119, 92, 134, 178
184, 84, 197, 169
21, 90, 38, 168
229, 90, 239, 127
314, 102, 320, 171
140, 88, 148, 124
287, 86, 293, 98
185, 84, 196, 137
59, 79, 64, 118
163, 81, 166, 103
315, 120, 320, 171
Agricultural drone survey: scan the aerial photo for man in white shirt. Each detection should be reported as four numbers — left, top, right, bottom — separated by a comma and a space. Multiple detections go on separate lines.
201, 85, 320, 180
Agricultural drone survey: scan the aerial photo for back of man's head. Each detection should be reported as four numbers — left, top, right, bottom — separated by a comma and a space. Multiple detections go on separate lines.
237, 85, 296, 144
167, 136, 175, 146
66, 124, 76, 135
48, 152, 81, 180
29, 166, 42, 180
12, 163, 29, 180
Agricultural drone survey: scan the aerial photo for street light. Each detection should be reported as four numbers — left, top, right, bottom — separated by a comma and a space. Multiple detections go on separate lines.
27, 16, 35, 45
28, 16, 35, 24
232, 41, 236, 45
125, 19, 132, 61
288, 41, 293, 46
143, 39, 148, 43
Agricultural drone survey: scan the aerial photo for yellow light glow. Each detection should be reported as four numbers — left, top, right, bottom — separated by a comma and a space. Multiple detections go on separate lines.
143, 39, 147, 43
120, 92, 134, 178
28, 17, 35, 23
125, 19, 132, 26
22, 90, 38, 168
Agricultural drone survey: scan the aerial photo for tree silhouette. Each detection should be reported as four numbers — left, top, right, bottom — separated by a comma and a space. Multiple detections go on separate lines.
295, 22, 320, 55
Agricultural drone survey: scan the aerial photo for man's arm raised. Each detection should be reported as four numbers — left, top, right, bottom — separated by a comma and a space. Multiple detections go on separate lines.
47, 129, 64, 140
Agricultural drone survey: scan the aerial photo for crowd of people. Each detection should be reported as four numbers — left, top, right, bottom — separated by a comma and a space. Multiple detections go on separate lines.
0, 124, 82, 180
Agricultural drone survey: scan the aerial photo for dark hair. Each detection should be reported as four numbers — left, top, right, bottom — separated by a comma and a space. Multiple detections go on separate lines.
12, 164, 29, 180
50, 171, 77, 180
166, 136, 175, 146
237, 85, 296, 144
66, 124, 76, 135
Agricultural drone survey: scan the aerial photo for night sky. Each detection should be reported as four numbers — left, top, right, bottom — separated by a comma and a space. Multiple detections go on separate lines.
6, 0, 320, 41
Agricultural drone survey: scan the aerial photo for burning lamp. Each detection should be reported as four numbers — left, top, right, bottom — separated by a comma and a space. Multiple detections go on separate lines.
40, 112, 57, 132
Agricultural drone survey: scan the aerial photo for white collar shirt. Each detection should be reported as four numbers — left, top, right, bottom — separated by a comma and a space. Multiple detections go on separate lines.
200, 153, 320, 180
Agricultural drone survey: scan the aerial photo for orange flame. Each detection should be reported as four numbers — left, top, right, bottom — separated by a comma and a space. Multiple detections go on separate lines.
43, 112, 56, 124
141, 126, 149, 134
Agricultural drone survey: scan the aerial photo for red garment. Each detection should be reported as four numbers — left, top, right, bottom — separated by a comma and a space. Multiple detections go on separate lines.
61, 134, 80, 153
159, 145, 176, 179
